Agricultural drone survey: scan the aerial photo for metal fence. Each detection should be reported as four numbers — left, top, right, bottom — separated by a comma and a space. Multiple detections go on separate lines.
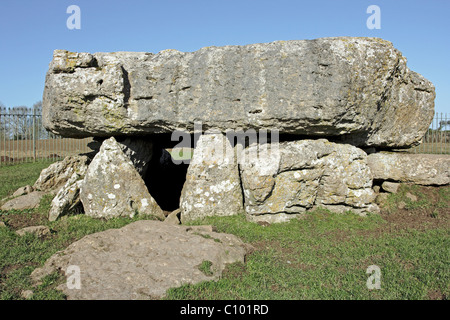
0, 107, 92, 166
0, 108, 448, 166
410, 112, 450, 155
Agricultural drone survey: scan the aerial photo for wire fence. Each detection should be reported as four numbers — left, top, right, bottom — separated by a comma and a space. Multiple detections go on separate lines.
0, 108, 448, 166
0, 107, 92, 166
409, 112, 450, 155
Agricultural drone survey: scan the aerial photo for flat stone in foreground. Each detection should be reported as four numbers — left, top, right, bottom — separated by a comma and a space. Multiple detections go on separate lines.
31, 220, 250, 300
1, 191, 45, 211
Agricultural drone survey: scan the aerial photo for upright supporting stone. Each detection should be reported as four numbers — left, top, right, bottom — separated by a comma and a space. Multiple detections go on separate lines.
80, 137, 164, 220
33, 155, 90, 193
240, 139, 379, 223
180, 133, 243, 223
48, 174, 83, 221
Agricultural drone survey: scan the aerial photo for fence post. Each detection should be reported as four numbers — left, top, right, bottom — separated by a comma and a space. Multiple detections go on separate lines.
33, 107, 36, 161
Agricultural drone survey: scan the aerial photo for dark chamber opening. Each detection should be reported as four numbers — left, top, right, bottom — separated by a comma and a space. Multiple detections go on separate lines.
144, 146, 189, 213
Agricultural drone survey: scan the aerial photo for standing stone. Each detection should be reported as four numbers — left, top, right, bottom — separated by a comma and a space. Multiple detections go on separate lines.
48, 175, 83, 221
85, 137, 153, 176
180, 133, 243, 223
80, 137, 164, 220
240, 139, 378, 223
41, 156, 90, 221
367, 153, 450, 185
33, 155, 90, 193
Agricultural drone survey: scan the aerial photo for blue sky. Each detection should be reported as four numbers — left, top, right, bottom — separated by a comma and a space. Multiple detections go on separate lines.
0, 0, 449, 113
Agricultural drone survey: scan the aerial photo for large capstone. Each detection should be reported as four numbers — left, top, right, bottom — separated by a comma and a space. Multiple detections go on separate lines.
240, 139, 379, 223
43, 38, 435, 148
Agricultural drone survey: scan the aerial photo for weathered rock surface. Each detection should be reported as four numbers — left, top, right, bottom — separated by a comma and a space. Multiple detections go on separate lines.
240, 139, 379, 222
367, 153, 450, 185
33, 156, 91, 221
1, 191, 46, 211
405, 192, 418, 202
48, 136, 153, 221
12, 185, 34, 198
49, 177, 83, 221
164, 208, 181, 225
33, 155, 90, 193
381, 181, 400, 193
80, 137, 164, 220
31, 220, 250, 300
180, 133, 243, 223
16, 225, 51, 238
43, 38, 435, 148
21, 290, 34, 300
375, 193, 389, 206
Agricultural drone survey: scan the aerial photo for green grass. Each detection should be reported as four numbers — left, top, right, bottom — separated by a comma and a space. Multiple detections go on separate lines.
0, 162, 449, 300
167, 212, 449, 300
198, 260, 214, 276
0, 161, 55, 200
167, 148, 194, 161
0, 211, 159, 299
0, 161, 159, 299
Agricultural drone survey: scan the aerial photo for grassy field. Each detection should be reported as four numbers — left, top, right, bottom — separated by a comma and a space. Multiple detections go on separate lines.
0, 161, 55, 200
0, 138, 92, 165
0, 162, 449, 300
408, 142, 450, 155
